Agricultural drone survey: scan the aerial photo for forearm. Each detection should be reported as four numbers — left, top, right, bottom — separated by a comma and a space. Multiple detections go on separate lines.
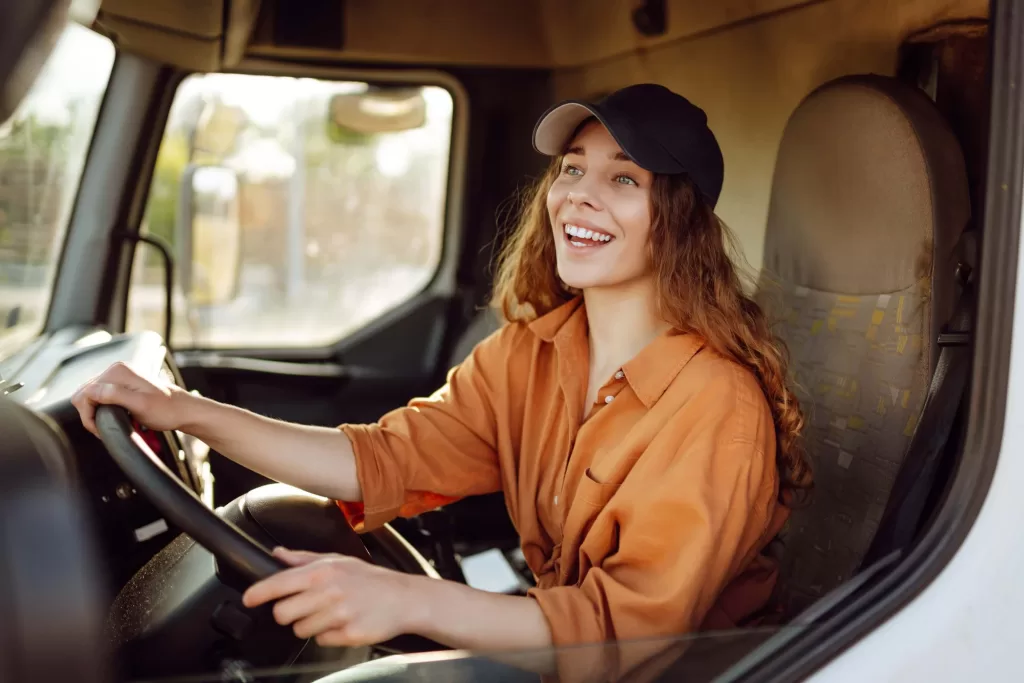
175, 391, 362, 501
405, 575, 553, 652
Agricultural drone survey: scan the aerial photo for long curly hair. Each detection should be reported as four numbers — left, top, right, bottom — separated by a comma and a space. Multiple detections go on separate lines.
491, 160, 813, 503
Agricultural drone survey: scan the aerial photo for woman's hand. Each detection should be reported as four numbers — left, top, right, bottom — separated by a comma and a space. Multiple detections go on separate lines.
242, 548, 419, 647
71, 361, 189, 436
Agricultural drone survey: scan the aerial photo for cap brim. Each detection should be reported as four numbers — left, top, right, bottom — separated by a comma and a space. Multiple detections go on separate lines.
532, 100, 682, 176
533, 102, 603, 155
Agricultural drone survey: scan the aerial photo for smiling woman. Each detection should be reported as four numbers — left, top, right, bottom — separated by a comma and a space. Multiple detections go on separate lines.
75, 83, 810, 682
493, 86, 809, 496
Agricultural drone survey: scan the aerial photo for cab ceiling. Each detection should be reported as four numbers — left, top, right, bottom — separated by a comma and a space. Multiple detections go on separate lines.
93, 0, 989, 272
94, 0, 826, 71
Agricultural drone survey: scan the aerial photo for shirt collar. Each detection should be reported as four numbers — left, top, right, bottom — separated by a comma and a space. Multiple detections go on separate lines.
528, 297, 585, 342
622, 329, 705, 408
527, 296, 706, 408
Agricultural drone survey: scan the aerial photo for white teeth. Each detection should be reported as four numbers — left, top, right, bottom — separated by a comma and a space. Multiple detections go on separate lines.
564, 223, 613, 245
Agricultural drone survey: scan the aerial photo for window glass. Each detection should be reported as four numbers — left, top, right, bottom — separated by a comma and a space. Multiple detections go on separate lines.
126, 73, 454, 348
0, 24, 115, 360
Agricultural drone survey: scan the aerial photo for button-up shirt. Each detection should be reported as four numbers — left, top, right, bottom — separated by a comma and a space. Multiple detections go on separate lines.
339, 296, 786, 645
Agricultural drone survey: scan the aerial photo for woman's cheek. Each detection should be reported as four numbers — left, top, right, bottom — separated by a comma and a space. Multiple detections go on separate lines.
547, 179, 568, 214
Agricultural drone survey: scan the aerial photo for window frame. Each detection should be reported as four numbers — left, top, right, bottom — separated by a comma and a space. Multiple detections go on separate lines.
126, 60, 470, 356
0, 22, 118, 365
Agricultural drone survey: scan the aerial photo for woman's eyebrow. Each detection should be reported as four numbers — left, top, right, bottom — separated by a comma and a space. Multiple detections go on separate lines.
563, 146, 632, 162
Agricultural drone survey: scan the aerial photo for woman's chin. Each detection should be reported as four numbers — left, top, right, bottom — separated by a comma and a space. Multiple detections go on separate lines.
558, 267, 653, 295
558, 272, 615, 291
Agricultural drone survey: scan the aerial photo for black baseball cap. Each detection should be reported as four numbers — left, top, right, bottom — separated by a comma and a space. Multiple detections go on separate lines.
532, 83, 725, 208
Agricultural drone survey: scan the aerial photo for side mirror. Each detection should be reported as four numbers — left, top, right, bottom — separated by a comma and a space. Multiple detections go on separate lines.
176, 164, 242, 308
327, 86, 428, 142
191, 100, 247, 159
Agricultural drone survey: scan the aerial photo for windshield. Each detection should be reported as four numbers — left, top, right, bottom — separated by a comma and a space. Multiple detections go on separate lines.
0, 23, 115, 360
130, 627, 798, 683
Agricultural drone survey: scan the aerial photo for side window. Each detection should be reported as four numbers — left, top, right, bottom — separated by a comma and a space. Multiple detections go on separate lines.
0, 24, 115, 360
126, 74, 454, 349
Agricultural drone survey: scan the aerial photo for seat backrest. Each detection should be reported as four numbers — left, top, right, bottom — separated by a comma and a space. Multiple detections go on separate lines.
755, 74, 970, 616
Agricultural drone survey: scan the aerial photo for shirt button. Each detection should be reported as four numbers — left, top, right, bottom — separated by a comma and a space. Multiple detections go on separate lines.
614, 370, 625, 380
604, 395, 614, 404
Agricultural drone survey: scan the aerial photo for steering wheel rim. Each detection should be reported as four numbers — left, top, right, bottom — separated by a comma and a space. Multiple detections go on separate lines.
95, 405, 286, 583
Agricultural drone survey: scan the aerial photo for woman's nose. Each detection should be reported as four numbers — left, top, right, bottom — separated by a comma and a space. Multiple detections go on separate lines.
567, 180, 600, 210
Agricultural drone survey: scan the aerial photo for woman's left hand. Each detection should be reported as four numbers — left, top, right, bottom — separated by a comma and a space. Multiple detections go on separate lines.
242, 547, 419, 647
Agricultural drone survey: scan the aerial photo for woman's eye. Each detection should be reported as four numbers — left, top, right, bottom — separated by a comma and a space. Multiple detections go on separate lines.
563, 164, 583, 177
615, 174, 638, 186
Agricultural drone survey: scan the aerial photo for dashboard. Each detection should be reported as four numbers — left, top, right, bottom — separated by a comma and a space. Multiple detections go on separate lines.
5, 328, 213, 590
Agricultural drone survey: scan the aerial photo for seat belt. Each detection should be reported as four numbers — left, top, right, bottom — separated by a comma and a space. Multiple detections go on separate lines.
862, 259, 975, 566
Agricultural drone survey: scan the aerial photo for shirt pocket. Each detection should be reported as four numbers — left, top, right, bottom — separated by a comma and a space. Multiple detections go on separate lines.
575, 467, 618, 508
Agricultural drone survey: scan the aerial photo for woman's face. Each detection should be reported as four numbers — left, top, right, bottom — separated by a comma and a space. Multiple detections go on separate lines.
547, 120, 654, 292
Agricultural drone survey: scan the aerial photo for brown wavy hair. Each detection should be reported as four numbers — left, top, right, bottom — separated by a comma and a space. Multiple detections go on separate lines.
491, 161, 813, 503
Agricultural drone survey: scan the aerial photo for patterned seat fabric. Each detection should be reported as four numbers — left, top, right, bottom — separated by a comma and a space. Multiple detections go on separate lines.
755, 75, 970, 616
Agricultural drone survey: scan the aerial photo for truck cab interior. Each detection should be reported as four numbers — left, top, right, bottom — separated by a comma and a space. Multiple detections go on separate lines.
1, 0, 1018, 681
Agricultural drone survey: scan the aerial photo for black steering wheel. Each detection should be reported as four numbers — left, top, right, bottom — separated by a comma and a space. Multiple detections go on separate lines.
95, 405, 287, 583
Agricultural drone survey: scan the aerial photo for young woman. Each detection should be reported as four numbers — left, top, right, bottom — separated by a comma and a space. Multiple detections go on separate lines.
73, 84, 811, 661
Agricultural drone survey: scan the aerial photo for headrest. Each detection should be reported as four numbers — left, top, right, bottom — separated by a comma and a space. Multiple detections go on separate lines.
761, 75, 970, 294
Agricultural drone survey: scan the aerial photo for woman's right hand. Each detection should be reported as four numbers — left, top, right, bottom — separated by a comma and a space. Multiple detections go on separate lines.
71, 361, 189, 437
72, 361, 363, 503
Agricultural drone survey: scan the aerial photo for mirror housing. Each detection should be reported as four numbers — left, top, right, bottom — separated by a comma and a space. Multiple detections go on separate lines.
176, 164, 242, 308
327, 86, 427, 142
191, 99, 247, 159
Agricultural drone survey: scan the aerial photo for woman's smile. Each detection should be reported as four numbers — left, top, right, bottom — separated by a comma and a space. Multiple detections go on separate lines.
561, 221, 615, 249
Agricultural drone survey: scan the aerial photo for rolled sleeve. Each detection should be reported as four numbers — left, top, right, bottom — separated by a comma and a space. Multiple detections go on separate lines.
337, 325, 515, 531
527, 584, 605, 646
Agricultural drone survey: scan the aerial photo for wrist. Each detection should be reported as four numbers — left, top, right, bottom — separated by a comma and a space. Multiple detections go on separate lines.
399, 573, 438, 637
171, 388, 209, 434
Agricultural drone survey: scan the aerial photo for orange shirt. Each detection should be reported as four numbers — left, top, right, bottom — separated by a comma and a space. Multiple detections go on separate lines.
339, 297, 786, 645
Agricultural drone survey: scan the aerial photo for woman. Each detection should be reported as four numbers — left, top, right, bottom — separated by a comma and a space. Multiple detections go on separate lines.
72, 84, 810, 660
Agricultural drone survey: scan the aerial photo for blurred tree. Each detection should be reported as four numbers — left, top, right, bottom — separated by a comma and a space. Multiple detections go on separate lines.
0, 107, 80, 270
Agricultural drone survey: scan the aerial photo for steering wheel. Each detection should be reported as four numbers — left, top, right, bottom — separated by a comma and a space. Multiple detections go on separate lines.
95, 404, 287, 583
